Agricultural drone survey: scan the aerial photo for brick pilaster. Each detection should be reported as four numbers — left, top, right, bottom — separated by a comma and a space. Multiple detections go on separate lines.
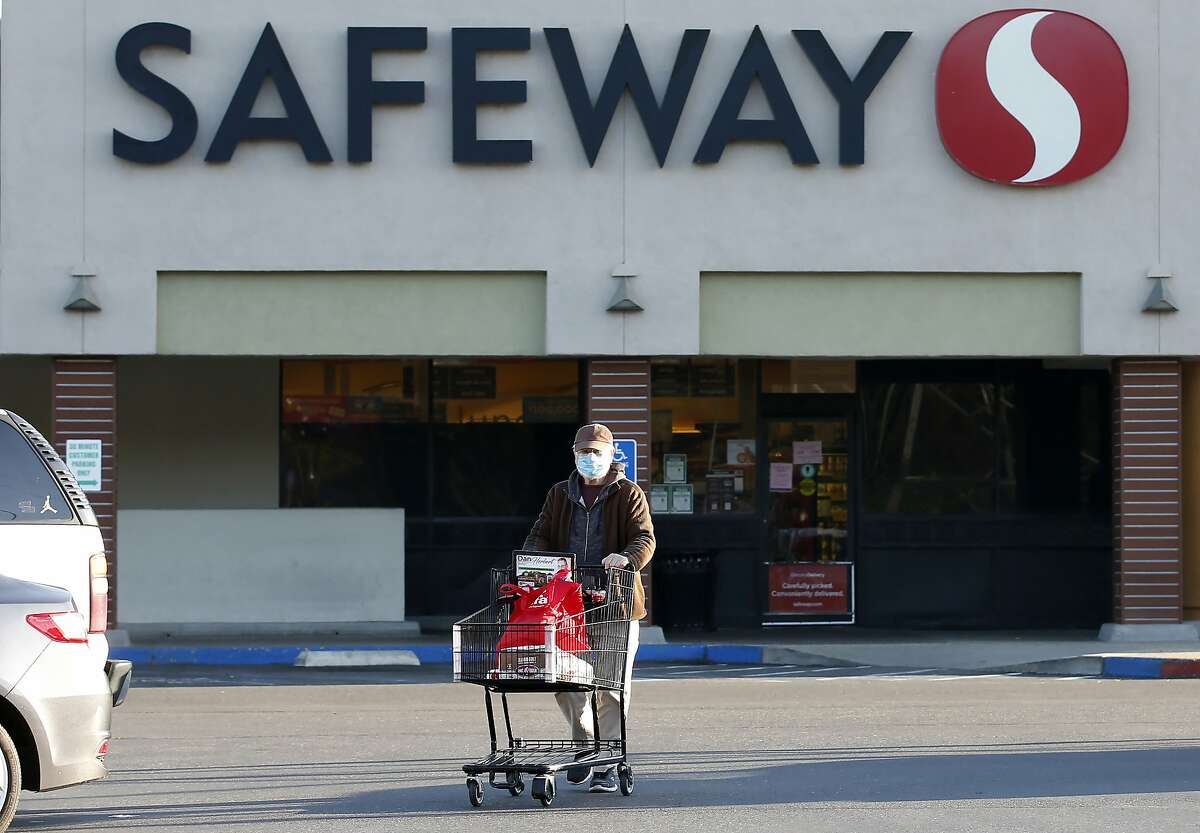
587, 359, 653, 622
52, 358, 118, 627
1113, 358, 1183, 624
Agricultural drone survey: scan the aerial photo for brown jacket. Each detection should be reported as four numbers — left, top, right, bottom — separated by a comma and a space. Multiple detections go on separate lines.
523, 468, 656, 620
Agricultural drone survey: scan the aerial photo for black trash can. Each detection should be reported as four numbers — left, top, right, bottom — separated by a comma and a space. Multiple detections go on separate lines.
653, 550, 716, 632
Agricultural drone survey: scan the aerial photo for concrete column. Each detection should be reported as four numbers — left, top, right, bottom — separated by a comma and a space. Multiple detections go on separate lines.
52, 358, 117, 627
1103, 358, 1197, 641
1183, 362, 1200, 622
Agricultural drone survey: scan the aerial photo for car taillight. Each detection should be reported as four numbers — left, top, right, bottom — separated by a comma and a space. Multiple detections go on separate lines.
89, 554, 109, 633
27, 612, 88, 644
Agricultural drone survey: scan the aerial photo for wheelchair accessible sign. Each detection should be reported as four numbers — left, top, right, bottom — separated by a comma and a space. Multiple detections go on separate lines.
613, 439, 637, 484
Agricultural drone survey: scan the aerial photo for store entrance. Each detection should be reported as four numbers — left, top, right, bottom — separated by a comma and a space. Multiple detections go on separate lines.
760, 403, 856, 625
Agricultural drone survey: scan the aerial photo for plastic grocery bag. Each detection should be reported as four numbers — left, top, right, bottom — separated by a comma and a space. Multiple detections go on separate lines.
495, 569, 590, 653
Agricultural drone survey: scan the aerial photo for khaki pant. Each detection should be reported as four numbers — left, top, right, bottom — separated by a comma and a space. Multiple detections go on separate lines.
555, 621, 640, 745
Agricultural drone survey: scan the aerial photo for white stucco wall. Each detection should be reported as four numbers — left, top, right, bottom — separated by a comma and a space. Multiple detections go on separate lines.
117, 508, 406, 628
0, 0, 1193, 358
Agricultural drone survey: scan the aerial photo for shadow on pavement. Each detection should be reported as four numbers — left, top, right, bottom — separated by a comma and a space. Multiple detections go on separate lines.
12, 742, 1200, 828
313, 745, 1200, 813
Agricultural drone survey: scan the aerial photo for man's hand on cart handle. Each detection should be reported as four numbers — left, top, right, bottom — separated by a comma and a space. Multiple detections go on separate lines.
602, 553, 630, 569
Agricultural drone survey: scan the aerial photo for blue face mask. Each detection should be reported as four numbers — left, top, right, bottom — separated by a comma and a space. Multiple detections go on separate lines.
576, 452, 611, 479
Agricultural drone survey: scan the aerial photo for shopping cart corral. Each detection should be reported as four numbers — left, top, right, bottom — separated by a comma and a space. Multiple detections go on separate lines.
453, 561, 637, 807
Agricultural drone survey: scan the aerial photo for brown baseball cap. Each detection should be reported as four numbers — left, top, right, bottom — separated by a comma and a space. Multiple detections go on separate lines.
573, 423, 614, 451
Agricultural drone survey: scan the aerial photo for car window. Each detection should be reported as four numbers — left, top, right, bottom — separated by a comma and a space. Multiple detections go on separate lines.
0, 421, 71, 523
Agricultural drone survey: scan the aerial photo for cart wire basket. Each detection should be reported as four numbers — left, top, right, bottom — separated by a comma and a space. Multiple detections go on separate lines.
452, 563, 638, 807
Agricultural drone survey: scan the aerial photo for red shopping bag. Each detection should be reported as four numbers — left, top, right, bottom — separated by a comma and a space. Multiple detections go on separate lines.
496, 569, 589, 653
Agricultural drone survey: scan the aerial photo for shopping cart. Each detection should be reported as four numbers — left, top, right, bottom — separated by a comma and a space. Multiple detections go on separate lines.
453, 562, 637, 807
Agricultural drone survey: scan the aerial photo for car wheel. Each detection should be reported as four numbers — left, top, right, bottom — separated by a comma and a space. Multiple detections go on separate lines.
0, 723, 20, 833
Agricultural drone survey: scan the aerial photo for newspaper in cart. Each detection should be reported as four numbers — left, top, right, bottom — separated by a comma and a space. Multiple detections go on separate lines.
512, 550, 575, 590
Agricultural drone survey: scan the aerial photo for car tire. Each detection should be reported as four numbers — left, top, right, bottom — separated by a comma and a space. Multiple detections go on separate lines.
0, 722, 20, 833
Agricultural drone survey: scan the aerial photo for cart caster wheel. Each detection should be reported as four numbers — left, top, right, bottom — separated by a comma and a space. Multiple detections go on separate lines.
507, 773, 525, 797
467, 777, 484, 807
531, 775, 555, 807
618, 763, 634, 796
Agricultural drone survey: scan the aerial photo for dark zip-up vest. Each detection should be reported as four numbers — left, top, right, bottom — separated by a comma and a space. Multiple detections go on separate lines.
566, 473, 621, 565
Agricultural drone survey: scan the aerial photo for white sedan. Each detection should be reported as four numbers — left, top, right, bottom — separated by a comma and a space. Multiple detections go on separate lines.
0, 575, 130, 833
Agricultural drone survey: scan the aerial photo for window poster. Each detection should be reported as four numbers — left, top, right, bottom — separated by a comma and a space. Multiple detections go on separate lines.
770, 462, 794, 492
664, 454, 688, 483
727, 439, 756, 466
793, 441, 823, 465
650, 485, 671, 514
669, 484, 694, 513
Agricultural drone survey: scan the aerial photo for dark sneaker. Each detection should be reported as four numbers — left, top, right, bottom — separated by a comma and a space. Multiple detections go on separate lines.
566, 752, 593, 785
589, 768, 618, 793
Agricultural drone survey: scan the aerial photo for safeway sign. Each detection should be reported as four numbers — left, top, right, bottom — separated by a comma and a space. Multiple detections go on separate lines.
936, 9, 1129, 186
112, 10, 1127, 186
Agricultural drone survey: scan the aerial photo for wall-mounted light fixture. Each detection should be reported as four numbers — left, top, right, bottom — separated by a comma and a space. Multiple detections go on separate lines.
607, 264, 643, 313
1142, 265, 1178, 313
64, 264, 102, 312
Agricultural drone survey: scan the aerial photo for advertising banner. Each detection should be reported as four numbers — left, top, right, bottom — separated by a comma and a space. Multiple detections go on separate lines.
767, 563, 851, 616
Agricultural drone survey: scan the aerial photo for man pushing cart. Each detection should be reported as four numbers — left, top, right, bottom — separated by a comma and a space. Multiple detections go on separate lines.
452, 423, 656, 807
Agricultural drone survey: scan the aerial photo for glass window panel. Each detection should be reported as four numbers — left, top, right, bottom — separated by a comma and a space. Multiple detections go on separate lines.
862, 382, 997, 514
281, 359, 429, 510
762, 360, 857, 394
650, 359, 757, 514
432, 422, 577, 516
766, 419, 851, 562
996, 372, 1110, 515
432, 360, 578, 425
283, 360, 427, 424
281, 422, 428, 510
432, 360, 580, 516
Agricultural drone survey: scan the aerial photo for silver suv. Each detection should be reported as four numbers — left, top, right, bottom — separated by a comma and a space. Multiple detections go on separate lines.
0, 410, 132, 832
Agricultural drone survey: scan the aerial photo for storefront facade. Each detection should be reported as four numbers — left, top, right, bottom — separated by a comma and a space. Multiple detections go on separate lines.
1, 0, 1198, 634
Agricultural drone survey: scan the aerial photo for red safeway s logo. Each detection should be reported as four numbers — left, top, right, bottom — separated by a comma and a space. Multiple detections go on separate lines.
936, 9, 1128, 187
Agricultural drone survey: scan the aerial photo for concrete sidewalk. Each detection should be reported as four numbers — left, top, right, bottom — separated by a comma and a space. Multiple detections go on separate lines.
107, 627, 1200, 679
705, 627, 1200, 677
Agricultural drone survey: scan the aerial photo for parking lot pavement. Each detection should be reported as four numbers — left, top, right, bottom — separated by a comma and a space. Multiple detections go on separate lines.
14, 668, 1200, 833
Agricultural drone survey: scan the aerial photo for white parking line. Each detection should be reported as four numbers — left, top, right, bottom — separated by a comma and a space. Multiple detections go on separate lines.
799, 665, 872, 673
671, 666, 733, 676
726, 666, 776, 673
744, 666, 844, 677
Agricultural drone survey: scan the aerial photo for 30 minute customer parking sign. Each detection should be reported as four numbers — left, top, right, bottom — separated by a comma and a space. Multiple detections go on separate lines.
65, 439, 103, 492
